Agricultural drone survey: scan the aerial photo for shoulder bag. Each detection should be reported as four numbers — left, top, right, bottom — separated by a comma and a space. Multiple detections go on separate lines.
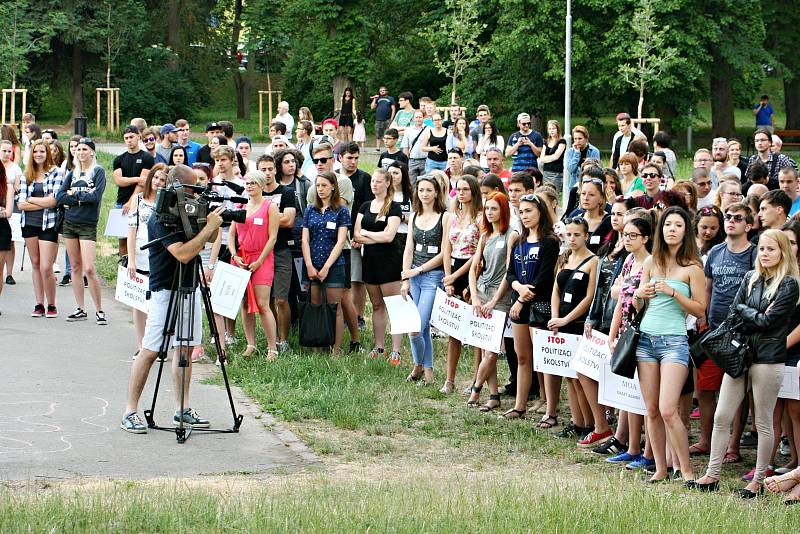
610, 300, 648, 379
690, 316, 752, 378
299, 282, 337, 348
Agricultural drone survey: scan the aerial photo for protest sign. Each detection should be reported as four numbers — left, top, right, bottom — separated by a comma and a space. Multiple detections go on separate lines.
597, 358, 647, 416
9, 213, 23, 242
114, 266, 150, 313
384, 295, 422, 335
532, 329, 579, 378
570, 330, 611, 381
209, 262, 251, 319
430, 288, 467, 339
104, 208, 129, 238
461, 307, 507, 353
778, 364, 800, 400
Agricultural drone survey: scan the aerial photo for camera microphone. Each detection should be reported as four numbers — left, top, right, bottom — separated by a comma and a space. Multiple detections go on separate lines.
218, 179, 245, 195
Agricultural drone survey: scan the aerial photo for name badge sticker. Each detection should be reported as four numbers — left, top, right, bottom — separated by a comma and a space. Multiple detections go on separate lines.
326, 221, 337, 230
495, 240, 505, 249
564, 293, 573, 303
427, 245, 439, 254
416, 243, 423, 252
590, 235, 601, 244
254, 218, 264, 226
573, 271, 584, 280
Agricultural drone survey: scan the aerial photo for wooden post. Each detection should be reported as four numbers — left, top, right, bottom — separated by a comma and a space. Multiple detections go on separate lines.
1, 88, 28, 126
258, 90, 284, 134
95, 88, 121, 132
96, 89, 101, 129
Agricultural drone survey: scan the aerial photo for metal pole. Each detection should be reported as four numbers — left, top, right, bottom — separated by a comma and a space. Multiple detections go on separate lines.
687, 106, 693, 155
562, 0, 572, 213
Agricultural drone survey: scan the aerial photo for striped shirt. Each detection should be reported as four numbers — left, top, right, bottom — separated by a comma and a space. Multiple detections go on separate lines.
16, 167, 64, 230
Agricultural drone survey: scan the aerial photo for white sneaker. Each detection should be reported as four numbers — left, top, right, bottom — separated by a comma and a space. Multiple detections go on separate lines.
53, 263, 61, 273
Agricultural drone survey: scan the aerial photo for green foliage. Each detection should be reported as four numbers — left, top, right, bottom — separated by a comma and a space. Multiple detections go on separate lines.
0, 1, 64, 87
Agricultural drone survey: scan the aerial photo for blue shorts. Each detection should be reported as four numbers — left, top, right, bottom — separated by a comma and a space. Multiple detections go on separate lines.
636, 333, 690, 367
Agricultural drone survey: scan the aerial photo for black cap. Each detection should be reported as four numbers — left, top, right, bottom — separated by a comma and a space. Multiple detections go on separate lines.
123, 125, 140, 135
77, 137, 96, 152
206, 122, 221, 132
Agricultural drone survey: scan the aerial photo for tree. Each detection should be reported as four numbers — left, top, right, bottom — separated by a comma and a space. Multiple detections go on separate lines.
762, 0, 800, 129
616, 0, 679, 119
419, 0, 487, 105
0, 1, 62, 119
94, 0, 146, 89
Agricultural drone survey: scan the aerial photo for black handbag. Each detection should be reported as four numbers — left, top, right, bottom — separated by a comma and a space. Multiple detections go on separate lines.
299, 283, 337, 348
691, 316, 752, 378
529, 300, 551, 325
610, 301, 648, 379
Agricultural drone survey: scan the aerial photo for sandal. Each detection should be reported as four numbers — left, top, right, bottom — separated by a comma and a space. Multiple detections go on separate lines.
535, 402, 548, 414
723, 451, 742, 464
500, 408, 527, 419
479, 394, 501, 412
466, 384, 482, 407
689, 443, 710, 455
267, 349, 279, 361
536, 415, 558, 429
765, 468, 800, 494
439, 380, 455, 394
783, 484, 800, 505
242, 344, 257, 357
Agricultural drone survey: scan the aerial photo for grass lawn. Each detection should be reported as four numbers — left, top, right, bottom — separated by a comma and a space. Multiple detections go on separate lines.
23, 152, 795, 532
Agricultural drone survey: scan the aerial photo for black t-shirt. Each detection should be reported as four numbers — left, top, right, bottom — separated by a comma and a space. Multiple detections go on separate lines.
542, 139, 567, 173
147, 216, 198, 291
358, 200, 402, 256
263, 183, 297, 250
113, 150, 154, 204
196, 145, 213, 165
348, 169, 375, 226
377, 150, 409, 170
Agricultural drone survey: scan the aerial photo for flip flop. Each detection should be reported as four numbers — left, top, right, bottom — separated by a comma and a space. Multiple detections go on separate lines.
689, 443, 710, 455
723, 451, 742, 464
536, 415, 558, 429
500, 408, 526, 420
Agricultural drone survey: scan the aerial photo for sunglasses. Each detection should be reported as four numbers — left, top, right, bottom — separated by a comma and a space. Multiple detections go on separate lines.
641, 172, 660, 179
724, 213, 746, 223
312, 157, 331, 164
521, 122, 530, 126
582, 177, 604, 186
520, 194, 542, 204
143, 136, 156, 143
564, 216, 587, 225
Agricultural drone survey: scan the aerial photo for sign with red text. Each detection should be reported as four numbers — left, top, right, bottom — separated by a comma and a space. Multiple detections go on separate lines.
430, 288, 468, 339
461, 307, 507, 353
570, 330, 612, 382
115, 266, 150, 313
532, 329, 579, 378
597, 358, 647, 416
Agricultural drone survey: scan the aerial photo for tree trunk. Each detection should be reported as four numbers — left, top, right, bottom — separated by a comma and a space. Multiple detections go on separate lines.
230, 0, 248, 119
71, 44, 84, 122
709, 52, 735, 138
785, 75, 800, 129
166, 0, 181, 68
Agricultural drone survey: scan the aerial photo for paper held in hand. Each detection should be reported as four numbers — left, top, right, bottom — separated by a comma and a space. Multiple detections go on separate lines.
115, 265, 150, 313
209, 262, 251, 320
104, 208, 129, 238
570, 330, 612, 382
597, 357, 648, 416
429, 288, 506, 353
532, 329, 580, 378
383, 295, 422, 335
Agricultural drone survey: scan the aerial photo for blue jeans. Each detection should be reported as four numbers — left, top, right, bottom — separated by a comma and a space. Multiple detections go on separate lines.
425, 159, 447, 173
409, 268, 444, 368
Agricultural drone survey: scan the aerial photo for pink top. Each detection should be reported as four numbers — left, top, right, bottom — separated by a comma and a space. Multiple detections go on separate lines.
448, 212, 480, 260
233, 199, 275, 288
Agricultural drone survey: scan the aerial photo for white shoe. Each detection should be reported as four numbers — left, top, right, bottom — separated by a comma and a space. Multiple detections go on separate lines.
53, 263, 61, 273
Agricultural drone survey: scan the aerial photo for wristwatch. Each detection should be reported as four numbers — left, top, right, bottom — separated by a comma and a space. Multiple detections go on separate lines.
208, 263, 216, 271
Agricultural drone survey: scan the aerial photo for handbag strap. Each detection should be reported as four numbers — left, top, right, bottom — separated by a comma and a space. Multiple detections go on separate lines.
629, 299, 649, 328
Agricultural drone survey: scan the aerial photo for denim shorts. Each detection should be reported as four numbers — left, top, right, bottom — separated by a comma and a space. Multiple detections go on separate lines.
305, 262, 346, 288
636, 333, 690, 367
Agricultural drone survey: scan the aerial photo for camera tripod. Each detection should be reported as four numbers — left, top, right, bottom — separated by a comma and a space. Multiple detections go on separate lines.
142, 257, 243, 443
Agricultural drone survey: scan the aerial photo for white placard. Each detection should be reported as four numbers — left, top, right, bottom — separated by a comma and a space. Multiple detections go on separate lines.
209, 261, 251, 319
430, 288, 468, 339
532, 329, 579, 378
461, 307, 507, 353
9, 213, 23, 242
778, 365, 800, 400
293, 256, 309, 292
114, 265, 150, 313
384, 295, 422, 334
597, 358, 647, 416
104, 208, 129, 238
570, 330, 612, 382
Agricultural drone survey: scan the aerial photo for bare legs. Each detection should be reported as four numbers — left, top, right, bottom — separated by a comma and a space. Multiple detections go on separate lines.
24, 237, 58, 307
65, 238, 102, 312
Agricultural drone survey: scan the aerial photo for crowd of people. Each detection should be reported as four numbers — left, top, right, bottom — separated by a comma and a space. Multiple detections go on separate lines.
1, 95, 800, 503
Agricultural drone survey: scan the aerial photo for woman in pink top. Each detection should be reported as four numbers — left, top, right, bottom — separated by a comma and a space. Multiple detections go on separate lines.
229, 170, 280, 359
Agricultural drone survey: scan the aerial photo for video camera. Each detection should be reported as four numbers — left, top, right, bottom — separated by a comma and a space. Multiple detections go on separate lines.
153, 179, 248, 238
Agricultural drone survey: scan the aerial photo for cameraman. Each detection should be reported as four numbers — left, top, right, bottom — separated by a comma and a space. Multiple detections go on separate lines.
121, 164, 225, 434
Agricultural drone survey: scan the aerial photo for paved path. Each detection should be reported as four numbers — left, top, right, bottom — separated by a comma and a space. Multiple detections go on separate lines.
0, 247, 316, 481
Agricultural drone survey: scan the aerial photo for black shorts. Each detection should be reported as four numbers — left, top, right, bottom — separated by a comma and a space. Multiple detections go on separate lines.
0, 219, 10, 251
450, 257, 471, 301
510, 300, 531, 325
218, 244, 232, 264
343, 249, 352, 289
22, 225, 59, 242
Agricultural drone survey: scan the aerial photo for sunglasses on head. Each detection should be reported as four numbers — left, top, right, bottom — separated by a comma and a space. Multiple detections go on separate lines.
564, 216, 587, 225
582, 177, 603, 186
724, 213, 746, 223
312, 157, 331, 164
520, 194, 541, 204
700, 206, 720, 216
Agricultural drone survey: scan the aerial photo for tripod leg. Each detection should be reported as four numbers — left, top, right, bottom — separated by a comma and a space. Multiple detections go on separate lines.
199, 262, 243, 431
144, 270, 181, 428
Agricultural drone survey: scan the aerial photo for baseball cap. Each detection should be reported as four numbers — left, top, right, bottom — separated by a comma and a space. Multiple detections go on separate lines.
77, 137, 95, 152
517, 113, 531, 123
206, 122, 221, 132
160, 123, 178, 135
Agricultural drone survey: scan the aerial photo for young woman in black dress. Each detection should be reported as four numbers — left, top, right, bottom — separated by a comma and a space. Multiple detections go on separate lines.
337, 87, 357, 142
